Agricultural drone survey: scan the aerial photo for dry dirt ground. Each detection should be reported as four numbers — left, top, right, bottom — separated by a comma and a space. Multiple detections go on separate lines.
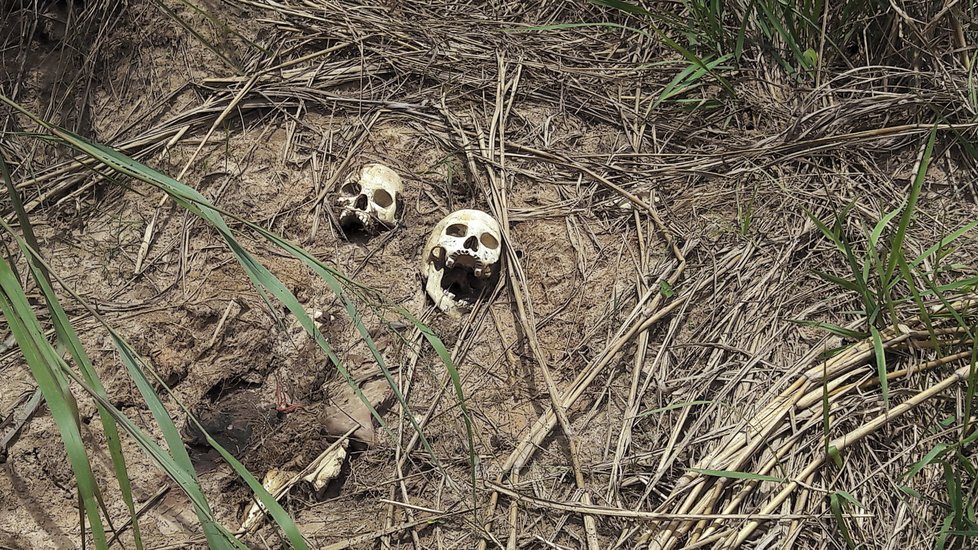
1, 1, 978, 549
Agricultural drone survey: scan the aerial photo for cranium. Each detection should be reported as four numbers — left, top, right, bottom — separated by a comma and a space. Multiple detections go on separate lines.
421, 209, 503, 315
335, 164, 403, 233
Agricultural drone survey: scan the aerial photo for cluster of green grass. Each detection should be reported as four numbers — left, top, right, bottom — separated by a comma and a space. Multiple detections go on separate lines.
0, 95, 473, 548
594, 0, 892, 79
515, 0, 901, 114
680, 0, 891, 77
805, 130, 978, 547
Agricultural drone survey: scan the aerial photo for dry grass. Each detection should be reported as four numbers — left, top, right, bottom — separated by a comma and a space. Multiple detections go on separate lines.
2, 0, 978, 548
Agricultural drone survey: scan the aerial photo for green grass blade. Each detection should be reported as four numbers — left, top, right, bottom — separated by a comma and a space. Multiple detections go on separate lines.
589, 0, 736, 96
111, 330, 305, 547
832, 219, 877, 325
52, 361, 248, 549
35, 238, 305, 547
654, 54, 731, 108
11, 98, 453, 464
965, 342, 978, 439
186, 418, 310, 548
897, 484, 925, 499
897, 254, 938, 348
20, 243, 146, 549
937, 512, 954, 550
804, 207, 843, 246
806, 207, 877, 319
396, 306, 477, 501
957, 451, 978, 479
755, 1, 808, 72
904, 443, 949, 481
0, 261, 109, 549
814, 270, 860, 292
883, 128, 937, 284
590, 0, 653, 16
251, 235, 429, 449
835, 490, 864, 508
1, 158, 146, 549
869, 204, 903, 248
962, 426, 978, 447
914, 268, 970, 337
5, 132, 261, 548
869, 326, 889, 410
829, 492, 857, 549
689, 468, 784, 482
911, 219, 978, 268
110, 335, 228, 548
508, 21, 732, 105
945, 461, 964, 539
892, 275, 978, 304
733, 0, 752, 60
11, 230, 300, 548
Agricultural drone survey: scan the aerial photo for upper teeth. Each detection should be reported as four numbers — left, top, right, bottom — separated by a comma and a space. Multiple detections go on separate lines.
446, 258, 455, 268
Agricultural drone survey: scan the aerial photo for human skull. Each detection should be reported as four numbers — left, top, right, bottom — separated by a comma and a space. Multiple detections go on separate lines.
421, 209, 503, 315
335, 164, 403, 233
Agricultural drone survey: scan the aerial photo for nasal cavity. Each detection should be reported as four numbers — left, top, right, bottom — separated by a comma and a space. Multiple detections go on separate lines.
354, 194, 368, 210
464, 235, 479, 251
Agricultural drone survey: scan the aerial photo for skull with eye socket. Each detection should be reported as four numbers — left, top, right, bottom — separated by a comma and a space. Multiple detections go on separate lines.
421, 209, 503, 316
335, 164, 403, 233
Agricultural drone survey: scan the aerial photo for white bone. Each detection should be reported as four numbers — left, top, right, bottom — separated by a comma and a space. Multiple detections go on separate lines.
421, 209, 503, 316
335, 163, 402, 233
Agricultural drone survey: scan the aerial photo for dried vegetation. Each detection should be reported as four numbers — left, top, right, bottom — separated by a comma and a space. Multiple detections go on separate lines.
2, 0, 978, 548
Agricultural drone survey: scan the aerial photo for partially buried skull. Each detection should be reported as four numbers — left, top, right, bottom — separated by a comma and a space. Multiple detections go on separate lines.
336, 164, 402, 233
422, 209, 503, 315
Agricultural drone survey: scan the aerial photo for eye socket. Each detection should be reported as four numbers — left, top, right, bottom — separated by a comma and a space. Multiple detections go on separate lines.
340, 182, 361, 195
480, 232, 499, 249
372, 189, 393, 207
446, 223, 468, 237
